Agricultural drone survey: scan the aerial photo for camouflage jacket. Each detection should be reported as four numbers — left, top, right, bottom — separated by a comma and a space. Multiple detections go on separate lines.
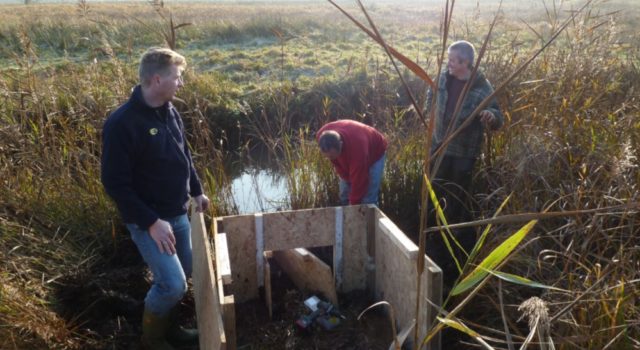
425, 70, 503, 159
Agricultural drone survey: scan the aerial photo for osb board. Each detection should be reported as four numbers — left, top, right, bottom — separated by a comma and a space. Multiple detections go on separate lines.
340, 205, 369, 292
222, 295, 237, 350
273, 248, 338, 305
263, 208, 335, 251
219, 214, 257, 302
375, 216, 441, 350
422, 261, 442, 350
191, 211, 226, 350
365, 206, 385, 297
214, 233, 232, 285
215, 233, 237, 350
264, 251, 273, 319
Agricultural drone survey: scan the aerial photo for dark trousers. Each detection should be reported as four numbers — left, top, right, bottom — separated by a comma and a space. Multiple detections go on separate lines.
426, 155, 477, 289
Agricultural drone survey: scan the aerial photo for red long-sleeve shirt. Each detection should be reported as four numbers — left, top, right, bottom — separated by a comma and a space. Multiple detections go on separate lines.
317, 120, 387, 204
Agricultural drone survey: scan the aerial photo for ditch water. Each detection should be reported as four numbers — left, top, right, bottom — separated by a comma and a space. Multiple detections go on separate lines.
230, 166, 288, 214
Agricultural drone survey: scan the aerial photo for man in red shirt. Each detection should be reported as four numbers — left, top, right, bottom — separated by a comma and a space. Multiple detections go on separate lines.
317, 120, 388, 205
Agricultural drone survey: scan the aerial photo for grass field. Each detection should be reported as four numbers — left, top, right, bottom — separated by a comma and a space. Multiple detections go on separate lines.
1, 0, 639, 349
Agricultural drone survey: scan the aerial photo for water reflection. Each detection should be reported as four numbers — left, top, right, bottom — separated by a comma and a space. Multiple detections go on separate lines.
230, 167, 288, 214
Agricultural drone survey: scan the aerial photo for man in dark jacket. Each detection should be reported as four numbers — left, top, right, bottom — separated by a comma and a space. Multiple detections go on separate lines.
425, 40, 503, 286
101, 47, 209, 349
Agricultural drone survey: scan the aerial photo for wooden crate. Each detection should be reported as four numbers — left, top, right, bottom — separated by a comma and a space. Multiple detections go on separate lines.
190, 205, 442, 350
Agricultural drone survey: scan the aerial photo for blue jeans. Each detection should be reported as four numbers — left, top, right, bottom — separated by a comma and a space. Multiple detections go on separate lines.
126, 214, 192, 316
339, 153, 386, 205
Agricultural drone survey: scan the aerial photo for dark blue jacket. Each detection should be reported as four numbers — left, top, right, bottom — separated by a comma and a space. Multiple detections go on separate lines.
101, 85, 203, 229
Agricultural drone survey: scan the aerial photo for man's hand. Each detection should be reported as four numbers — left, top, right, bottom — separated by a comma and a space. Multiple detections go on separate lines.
149, 219, 176, 255
194, 194, 210, 213
479, 110, 496, 126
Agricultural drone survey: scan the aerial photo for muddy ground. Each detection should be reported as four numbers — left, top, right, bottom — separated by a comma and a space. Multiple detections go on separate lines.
56, 238, 399, 349
234, 261, 394, 350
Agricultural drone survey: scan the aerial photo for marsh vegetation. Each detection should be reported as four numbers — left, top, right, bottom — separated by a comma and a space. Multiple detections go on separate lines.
0, 0, 639, 349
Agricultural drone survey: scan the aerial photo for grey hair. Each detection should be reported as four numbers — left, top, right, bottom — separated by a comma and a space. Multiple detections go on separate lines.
318, 131, 342, 153
448, 40, 476, 68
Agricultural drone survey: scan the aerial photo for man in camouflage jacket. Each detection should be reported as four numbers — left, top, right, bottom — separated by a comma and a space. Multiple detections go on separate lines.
425, 40, 503, 287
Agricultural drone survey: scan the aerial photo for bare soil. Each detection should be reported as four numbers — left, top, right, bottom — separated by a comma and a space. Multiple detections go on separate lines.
56, 239, 395, 349
235, 262, 394, 350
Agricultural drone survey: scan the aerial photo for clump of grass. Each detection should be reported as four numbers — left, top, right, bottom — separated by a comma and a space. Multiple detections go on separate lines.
0, 218, 101, 349
281, 128, 338, 209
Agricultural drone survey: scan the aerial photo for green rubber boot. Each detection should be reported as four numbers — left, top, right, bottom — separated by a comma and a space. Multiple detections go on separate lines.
141, 309, 174, 350
167, 307, 199, 345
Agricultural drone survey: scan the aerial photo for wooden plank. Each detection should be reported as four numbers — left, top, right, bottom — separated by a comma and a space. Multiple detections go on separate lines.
375, 217, 439, 349
215, 270, 236, 350
222, 295, 237, 350
191, 211, 226, 350
273, 248, 338, 305
340, 205, 369, 293
255, 214, 264, 288
264, 251, 273, 320
213, 235, 237, 350
214, 233, 232, 285
375, 216, 416, 339
423, 260, 442, 350
334, 206, 344, 291
220, 214, 257, 302
263, 208, 335, 251
378, 217, 418, 260
367, 206, 385, 297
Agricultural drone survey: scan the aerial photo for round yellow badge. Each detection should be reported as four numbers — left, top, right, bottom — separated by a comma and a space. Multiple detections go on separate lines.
149, 128, 158, 135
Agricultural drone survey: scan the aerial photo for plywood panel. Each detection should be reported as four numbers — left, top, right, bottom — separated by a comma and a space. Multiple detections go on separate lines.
222, 295, 236, 350
375, 216, 418, 345
374, 216, 441, 350
366, 206, 384, 297
220, 214, 257, 302
333, 207, 344, 291
214, 234, 237, 350
378, 217, 418, 260
214, 233, 232, 285
341, 205, 369, 292
422, 260, 442, 350
191, 211, 226, 350
263, 208, 335, 251
264, 251, 273, 319
273, 248, 338, 305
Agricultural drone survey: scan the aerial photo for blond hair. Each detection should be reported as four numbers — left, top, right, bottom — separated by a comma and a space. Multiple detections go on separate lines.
139, 47, 186, 86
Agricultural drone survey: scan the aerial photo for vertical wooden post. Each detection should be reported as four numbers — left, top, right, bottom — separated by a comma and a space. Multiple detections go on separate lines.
221, 295, 236, 350
255, 214, 264, 288
191, 211, 226, 350
423, 261, 442, 350
214, 231, 236, 350
333, 206, 344, 291
341, 205, 369, 293
264, 251, 273, 319
366, 205, 377, 298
